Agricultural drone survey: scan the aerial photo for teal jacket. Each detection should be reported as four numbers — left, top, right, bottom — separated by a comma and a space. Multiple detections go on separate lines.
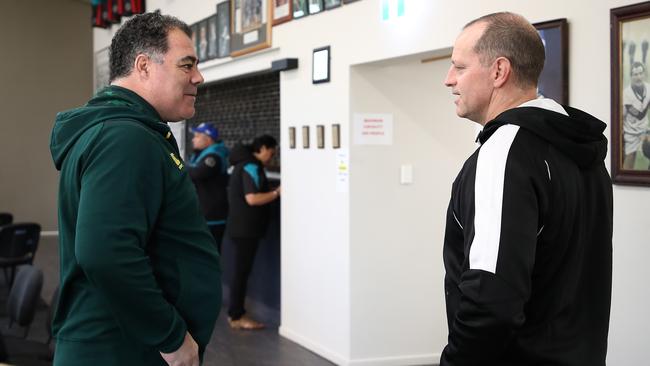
50, 86, 221, 365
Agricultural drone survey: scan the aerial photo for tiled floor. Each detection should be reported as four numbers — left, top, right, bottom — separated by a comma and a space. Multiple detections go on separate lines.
3, 236, 335, 366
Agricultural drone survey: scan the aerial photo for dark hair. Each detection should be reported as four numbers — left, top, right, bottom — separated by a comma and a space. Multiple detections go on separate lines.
631, 61, 646, 75
252, 134, 278, 153
109, 11, 192, 82
464, 12, 545, 88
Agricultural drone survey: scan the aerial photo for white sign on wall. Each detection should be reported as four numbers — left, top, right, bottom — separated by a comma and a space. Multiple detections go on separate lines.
353, 113, 393, 145
336, 149, 349, 193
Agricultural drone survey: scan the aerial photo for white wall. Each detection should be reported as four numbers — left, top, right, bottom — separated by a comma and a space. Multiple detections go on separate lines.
0, 0, 92, 230
94, 1, 650, 365
349, 52, 477, 364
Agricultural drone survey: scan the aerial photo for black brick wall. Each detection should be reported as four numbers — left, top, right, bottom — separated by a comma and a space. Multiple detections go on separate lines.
187, 71, 280, 171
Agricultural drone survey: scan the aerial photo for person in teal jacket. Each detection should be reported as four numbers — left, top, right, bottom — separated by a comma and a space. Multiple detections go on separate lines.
188, 122, 230, 253
49, 11, 220, 366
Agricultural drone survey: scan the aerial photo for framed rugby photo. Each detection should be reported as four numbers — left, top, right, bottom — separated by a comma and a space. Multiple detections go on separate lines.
611, 2, 650, 185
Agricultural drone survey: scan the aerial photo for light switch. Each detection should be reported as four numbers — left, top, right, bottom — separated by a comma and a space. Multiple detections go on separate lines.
400, 164, 413, 185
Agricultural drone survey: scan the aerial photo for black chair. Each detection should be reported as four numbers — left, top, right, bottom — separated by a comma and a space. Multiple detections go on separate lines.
7, 266, 44, 338
0, 223, 41, 287
0, 213, 12, 227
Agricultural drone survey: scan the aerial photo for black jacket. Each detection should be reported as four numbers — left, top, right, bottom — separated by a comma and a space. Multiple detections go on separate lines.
226, 144, 271, 238
188, 142, 229, 223
441, 105, 613, 366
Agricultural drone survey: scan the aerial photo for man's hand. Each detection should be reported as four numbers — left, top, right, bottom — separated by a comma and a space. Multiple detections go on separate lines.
160, 332, 199, 366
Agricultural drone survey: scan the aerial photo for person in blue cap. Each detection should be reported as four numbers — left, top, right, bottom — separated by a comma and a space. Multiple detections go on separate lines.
188, 122, 230, 252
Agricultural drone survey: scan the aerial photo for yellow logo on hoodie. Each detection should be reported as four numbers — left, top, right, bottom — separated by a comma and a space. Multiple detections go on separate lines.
170, 153, 184, 170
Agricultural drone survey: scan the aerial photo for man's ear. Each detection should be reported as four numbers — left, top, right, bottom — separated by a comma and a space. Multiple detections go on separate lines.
133, 54, 150, 79
492, 57, 511, 88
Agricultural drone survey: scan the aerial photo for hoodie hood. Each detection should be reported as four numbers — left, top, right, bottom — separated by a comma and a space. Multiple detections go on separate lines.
50, 85, 173, 170
228, 143, 256, 166
478, 106, 608, 169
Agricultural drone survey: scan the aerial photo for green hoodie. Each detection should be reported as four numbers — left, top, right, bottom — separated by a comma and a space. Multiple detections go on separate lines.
50, 86, 221, 365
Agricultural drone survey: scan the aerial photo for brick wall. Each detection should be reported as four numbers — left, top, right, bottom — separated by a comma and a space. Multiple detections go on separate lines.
187, 71, 280, 171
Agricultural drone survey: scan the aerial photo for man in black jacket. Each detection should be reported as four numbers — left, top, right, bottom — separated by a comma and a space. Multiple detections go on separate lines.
441, 12, 612, 366
226, 135, 280, 329
188, 122, 229, 252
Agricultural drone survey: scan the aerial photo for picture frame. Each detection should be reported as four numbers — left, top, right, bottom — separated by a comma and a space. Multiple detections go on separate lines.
317, 125, 325, 148
94, 47, 110, 92
324, 0, 342, 10
342, 0, 360, 3
308, 0, 324, 14
197, 19, 209, 61
217, 1, 231, 58
533, 18, 569, 105
272, 0, 292, 25
332, 123, 340, 149
302, 126, 310, 148
611, 2, 650, 185
312, 46, 331, 84
293, 0, 309, 19
288, 127, 296, 148
190, 24, 199, 55
230, 0, 272, 57
207, 15, 219, 60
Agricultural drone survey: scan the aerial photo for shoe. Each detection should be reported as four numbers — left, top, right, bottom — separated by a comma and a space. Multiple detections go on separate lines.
228, 315, 265, 330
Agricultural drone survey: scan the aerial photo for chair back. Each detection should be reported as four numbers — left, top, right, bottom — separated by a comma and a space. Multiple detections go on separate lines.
7, 265, 44, 328
0, 223, 40, 260
0, 213, 12, 226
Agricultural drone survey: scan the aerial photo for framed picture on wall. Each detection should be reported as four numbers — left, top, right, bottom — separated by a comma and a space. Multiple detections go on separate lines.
324, 0, 341, 10
308, 0, 324, 14
317, 125, 325, 148
207, 15, 219, 60
217, 1, 231, 58
230, 0, 272, 57
332, 123, 340, 148
293, 0, 308, 18
610, 2, 650, 185
533, 18, 569, 105
289, 127, 296, 148
313, 46, 331, 83
94, 47, 110, 92
302, 126, 310, 148
197, 19, 209, 61
273, 0, 292, 25
190, 23, 199, 55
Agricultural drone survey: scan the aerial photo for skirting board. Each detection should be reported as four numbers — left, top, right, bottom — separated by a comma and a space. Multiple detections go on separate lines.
279, 326, 441, 366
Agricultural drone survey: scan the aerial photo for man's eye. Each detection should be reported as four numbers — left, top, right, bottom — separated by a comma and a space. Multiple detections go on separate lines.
181, 64, 193, 70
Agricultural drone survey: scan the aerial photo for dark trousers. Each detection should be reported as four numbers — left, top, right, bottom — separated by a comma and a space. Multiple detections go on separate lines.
228, 237, 261, 320
208, 224, 226, 254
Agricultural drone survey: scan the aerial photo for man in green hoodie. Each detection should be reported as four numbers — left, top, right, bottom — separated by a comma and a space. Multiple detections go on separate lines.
50, 11, 221, 366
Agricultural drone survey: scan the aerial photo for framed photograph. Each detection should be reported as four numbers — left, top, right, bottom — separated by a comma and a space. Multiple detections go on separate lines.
317, 125, 325, 148
191, 24, 199, 55
533, 18, 569, 105
313, 46, 331, 84
309, 0, 324, 14
217, 1, 231, 58
332, 123, 340, 149
611, 2, 650, 185
302, 126, 310, 148
197, 19, 209, 61
289, 127, 296, 148
342, 0, 360, 3
207, 15, 219, 60
231, 0, 272, 57
273, 0, 292, 25
94, 47, 110, 92
293, 0, 308, 18
324, 0, 342, 10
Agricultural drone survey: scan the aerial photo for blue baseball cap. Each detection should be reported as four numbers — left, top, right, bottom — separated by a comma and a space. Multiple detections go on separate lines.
191, 122, 219, 140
